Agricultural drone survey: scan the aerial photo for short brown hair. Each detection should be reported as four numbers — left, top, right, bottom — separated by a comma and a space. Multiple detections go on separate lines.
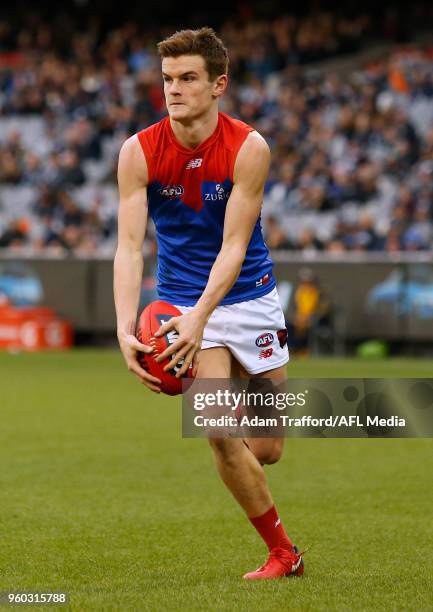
157, 27, 228, 80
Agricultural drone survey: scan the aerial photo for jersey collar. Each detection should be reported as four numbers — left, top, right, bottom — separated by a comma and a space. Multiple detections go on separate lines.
167, 113, 221, 155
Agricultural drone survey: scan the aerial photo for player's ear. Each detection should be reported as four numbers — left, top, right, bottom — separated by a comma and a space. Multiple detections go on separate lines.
212, 74, 228, 98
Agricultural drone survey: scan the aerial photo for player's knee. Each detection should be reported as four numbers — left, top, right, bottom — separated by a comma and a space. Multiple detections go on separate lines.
256, 440, 284, 465
263, 450, 282, 465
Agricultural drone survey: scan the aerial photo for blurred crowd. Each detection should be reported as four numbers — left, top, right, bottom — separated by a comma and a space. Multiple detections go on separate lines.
0, 12, 432, 254
259, 51, 433, 252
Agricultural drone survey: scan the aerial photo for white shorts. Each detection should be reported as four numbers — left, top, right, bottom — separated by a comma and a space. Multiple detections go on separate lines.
176, 288, 289, 375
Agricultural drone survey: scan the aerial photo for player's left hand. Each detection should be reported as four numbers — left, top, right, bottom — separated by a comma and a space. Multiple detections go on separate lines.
154, 310, 205, 377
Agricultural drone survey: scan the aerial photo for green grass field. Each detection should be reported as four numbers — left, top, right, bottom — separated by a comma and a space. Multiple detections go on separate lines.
1, 351, 432, 611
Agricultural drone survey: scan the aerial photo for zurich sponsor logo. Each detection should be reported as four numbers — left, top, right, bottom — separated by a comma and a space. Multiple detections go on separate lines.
255, 332, 274, 348
158, 185, 184, 198
204, 183, 231, 201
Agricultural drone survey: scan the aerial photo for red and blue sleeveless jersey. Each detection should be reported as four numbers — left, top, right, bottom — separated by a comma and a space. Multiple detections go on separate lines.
137, 112, 275, 306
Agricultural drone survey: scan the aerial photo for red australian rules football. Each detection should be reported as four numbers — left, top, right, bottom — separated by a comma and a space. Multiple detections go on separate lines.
137, 300, 194, 395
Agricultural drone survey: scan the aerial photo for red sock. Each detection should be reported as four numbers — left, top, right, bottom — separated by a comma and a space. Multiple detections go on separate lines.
249, 505, 293, 551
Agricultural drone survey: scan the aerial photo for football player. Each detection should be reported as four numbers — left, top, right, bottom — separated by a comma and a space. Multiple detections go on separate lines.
114, 27, 303, 579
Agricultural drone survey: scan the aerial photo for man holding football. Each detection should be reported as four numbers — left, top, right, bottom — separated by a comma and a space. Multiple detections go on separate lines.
114, 27, 304, 580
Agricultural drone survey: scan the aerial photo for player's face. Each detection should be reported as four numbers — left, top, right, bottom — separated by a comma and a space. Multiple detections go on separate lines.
162, 55, 227, 122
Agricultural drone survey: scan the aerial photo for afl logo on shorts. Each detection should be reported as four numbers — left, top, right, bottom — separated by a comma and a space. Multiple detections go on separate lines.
255, 332, 274, 348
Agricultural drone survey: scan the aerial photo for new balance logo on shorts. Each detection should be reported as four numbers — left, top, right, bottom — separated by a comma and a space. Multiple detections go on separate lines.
185, 158, 203, 169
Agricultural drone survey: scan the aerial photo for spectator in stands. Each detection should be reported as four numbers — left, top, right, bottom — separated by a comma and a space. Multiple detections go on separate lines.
23, 152, 45, 186
0, 219, 29, 247
57, 150, 85, 186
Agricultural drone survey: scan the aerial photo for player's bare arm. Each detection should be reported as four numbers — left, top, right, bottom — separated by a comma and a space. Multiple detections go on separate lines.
114, 136, 162, 392
155, 132, 270, 376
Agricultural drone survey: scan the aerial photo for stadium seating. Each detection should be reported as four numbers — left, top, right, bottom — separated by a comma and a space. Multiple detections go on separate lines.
0, 16, 432, 253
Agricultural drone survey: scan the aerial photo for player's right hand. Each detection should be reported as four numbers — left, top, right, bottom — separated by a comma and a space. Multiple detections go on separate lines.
117, 332, 162, 393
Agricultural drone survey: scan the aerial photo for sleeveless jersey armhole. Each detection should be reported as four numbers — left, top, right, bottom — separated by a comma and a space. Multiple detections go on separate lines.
137, 130, 153, 184
229, 127, 255, 182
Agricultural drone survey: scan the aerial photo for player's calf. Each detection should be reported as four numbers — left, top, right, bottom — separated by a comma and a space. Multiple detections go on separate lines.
207, 437, 244, 467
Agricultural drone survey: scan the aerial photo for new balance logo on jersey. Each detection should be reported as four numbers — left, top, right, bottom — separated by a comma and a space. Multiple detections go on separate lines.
185, 158, 202, 169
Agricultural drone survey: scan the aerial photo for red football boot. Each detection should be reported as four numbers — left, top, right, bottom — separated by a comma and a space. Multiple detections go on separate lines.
243, 546, 304, 580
